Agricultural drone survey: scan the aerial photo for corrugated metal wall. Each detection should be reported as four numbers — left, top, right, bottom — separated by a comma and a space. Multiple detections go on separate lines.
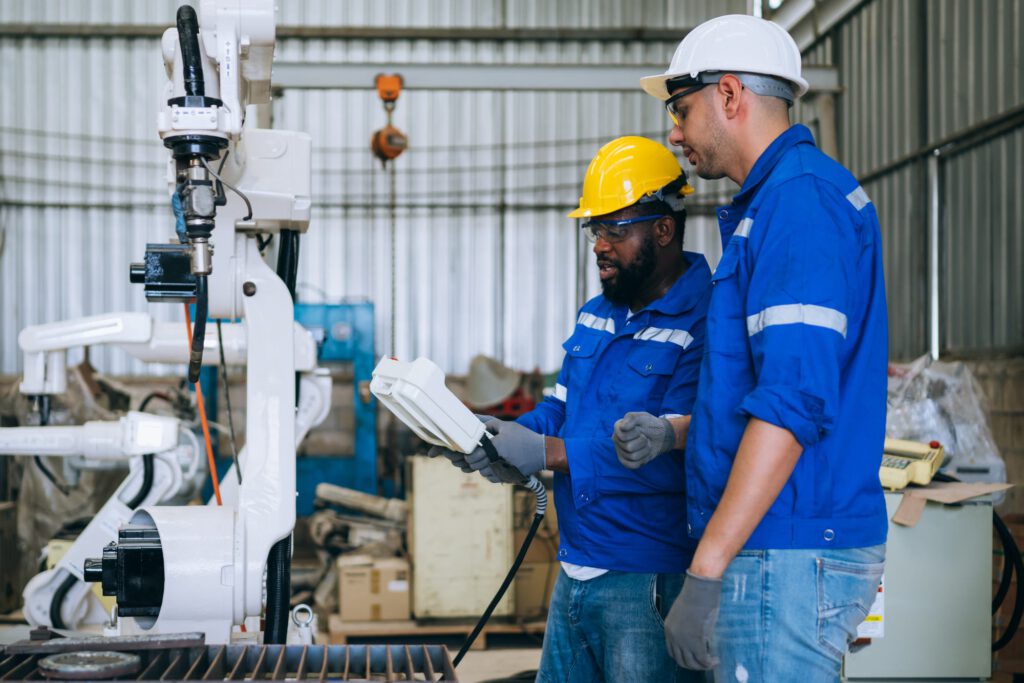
791, 0, 1024, 359
8, 0, 1015, 374
0, 0, 742, 376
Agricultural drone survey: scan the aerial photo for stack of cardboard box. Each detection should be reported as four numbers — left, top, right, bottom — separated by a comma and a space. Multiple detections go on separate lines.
336, 554, 411, 622
334, 459, 560, 626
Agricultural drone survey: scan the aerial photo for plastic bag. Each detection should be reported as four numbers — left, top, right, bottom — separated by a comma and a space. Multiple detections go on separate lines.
887, 355, 1007, 498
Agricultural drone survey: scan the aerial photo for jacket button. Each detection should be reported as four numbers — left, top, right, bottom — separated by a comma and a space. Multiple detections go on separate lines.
572, 345, 581, 352
719, 210, 729, 219
823, 529, 836, 542
559, 549, 567, 557
579, 492, 589, 502
644, 363, 653, 372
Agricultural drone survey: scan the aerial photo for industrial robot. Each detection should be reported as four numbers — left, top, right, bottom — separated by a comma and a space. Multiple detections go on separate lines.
2, 0, 328, 644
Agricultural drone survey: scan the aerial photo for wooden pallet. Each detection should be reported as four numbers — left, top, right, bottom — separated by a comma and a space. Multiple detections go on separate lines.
327, 614, 546, 650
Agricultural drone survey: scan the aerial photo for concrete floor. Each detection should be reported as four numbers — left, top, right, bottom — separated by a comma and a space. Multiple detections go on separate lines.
454, 647, 541, 682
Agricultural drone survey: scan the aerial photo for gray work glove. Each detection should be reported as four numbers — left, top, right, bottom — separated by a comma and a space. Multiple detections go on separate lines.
612, 412, 676, 469
427, 414, 497, 472
464, 420, 546, 484
664, 570, 722, 670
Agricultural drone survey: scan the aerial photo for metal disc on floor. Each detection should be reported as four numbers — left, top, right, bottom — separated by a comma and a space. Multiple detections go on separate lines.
37, 651, 141, 680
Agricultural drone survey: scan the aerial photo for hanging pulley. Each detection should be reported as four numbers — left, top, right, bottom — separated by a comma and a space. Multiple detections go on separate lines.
371, 73, 408, 167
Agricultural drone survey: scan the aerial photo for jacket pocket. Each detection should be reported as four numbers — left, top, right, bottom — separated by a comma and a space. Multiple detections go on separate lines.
616, 344, 681, 411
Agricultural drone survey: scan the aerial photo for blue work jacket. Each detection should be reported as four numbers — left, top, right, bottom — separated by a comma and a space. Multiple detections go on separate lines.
686, 124, 889, 550
518, 252, 711, 572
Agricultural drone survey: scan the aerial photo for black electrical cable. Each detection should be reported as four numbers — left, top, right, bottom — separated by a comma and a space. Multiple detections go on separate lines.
216, 320, 242, 484
264, 536, 293, 644
993, 511, 1024, 651
276, 229, 300, 301
995, 514, 1014, 612
139, 391, 173, 413
933, 471, 1023, 651
176, 5, 205, 98
188, 275, 208, 384
275, 229, 302, 406
124, 454, 155, 510
453, 438, 547, 668
49, 574, 77, 630
32, 395, 69, 496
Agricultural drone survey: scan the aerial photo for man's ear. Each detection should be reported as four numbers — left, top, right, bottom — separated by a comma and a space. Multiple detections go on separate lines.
717, 74, 743, 120
654, 215, 677, 247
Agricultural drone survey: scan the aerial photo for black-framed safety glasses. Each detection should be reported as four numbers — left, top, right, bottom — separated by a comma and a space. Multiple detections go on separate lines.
664, 83, 709, 125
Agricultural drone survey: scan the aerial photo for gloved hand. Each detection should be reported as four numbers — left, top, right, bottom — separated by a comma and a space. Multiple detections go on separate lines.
612, 412, 676, 469
427, 414, 498, 472
464, 420, 546, 484
664, 570, 722, 670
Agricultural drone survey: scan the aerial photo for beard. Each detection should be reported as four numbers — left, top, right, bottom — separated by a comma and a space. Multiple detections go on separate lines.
599, 233, 657, 305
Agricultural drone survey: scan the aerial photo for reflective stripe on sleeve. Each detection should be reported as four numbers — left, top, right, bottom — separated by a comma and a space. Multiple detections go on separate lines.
846, 186, 871, 211
746, 304, 848, 338
734, 217, 754, 238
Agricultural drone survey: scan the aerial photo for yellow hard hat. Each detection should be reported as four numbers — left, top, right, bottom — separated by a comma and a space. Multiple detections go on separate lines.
568, 136, 694, 219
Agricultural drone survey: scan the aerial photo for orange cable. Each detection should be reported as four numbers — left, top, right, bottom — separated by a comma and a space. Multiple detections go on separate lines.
184, 303, 223, 506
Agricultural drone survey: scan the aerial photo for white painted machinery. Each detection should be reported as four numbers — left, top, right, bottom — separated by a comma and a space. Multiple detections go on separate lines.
4, 0, 328, 644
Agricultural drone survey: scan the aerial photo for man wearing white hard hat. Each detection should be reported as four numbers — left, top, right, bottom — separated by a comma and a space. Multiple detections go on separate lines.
624, 14, 888, 680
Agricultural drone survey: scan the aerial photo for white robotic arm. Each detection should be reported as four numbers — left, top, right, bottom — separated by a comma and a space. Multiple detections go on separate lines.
0, 413, 203, 630
18, 312, 317, 396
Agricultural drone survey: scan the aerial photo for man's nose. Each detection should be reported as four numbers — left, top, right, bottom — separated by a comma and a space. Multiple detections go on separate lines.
668, 123, 684, 148
592, 236, 612, 255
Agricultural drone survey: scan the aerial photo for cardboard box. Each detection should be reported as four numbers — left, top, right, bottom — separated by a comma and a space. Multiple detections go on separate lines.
515, 562, 559, 620
337, 555, 410, 622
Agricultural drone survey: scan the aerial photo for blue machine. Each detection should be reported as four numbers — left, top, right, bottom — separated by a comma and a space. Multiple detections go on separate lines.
293, 301, 378, 515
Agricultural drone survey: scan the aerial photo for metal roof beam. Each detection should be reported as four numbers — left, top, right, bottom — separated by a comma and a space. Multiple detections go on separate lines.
272, 62, 840, 93
0, 23, 689, 42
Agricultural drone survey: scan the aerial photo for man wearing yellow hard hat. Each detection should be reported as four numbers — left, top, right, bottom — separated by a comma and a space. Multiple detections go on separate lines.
434, 135, 711, 681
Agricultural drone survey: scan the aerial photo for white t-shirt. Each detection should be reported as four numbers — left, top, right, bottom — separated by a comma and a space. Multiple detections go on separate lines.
561, 562, 609, 581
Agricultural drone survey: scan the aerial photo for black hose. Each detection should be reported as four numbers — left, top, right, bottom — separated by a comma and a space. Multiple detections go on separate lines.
139, 392, 174, 412
49, 573, 77, 630
264, 536, 292, 644
188, 274, 208, 384
275, 229, 300, 302
934, 472, 1023, 651
453, 438, 547, 667
125, 454, 155, 510
994, 512, 1014, 612
275, 229, 302, 406
32, 396, 68, 496
176, 5, 205, 97
993, 511, 1024, 651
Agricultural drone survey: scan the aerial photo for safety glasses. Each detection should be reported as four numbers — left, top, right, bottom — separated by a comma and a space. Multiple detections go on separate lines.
665, 83, 708, 125
580, 214, 666, 244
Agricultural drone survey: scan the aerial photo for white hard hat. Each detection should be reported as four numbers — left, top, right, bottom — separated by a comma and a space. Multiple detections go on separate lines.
641, 14, 809, 101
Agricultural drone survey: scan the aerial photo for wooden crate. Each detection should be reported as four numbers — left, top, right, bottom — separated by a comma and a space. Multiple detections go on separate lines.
408, 456, 515, 618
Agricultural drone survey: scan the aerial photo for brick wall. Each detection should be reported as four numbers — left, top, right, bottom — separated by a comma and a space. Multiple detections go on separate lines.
965, 358, 1024, 515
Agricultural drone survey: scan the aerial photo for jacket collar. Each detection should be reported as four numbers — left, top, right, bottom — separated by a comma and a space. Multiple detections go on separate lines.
731, 124, 816, 206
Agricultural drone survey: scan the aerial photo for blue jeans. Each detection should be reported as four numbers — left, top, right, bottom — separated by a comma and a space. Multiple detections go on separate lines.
714, 545, 885, 683
537, 569, 706, 683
